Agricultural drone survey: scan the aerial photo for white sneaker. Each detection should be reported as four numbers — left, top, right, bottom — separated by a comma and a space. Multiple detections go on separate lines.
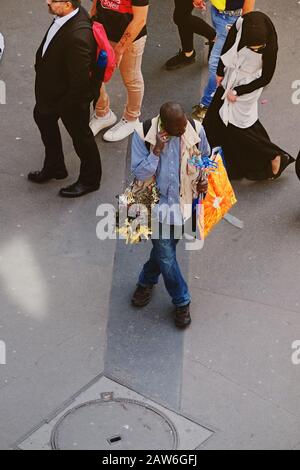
103, 118, 139, 142
89, 110, 117, 136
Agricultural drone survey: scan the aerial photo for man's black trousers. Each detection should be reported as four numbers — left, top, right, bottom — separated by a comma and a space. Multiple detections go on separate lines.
173, 0, 216, 52
34, 103, 102, 186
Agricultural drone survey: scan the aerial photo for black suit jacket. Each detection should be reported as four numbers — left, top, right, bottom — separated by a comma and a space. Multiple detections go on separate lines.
35, 7, 99, 114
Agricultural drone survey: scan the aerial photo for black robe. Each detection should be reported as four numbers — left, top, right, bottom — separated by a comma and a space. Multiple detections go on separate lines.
203, 12, 292, 180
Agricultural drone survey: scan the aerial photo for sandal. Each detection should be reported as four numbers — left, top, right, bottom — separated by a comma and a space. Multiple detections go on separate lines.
269, 153, 295, 180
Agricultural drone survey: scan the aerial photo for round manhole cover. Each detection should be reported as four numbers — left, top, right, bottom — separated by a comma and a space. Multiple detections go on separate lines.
51, 398, 179, 450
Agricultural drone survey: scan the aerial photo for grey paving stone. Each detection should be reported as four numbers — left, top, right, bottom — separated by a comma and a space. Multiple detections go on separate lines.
0, 0, 126, 448
182, 360, 300, 450
183, 290, 300, 417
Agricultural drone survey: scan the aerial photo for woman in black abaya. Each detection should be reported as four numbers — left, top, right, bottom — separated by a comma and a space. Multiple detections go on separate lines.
203, 11, 296, 181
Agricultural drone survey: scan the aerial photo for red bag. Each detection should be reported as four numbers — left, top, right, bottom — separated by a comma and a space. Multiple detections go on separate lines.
92, 22, 116, 83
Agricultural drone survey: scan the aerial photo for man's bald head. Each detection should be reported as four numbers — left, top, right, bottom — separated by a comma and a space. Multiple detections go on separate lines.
159, 102, 188, 137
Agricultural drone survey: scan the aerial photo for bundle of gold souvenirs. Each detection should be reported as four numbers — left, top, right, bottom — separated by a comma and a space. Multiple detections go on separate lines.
116, 177, 160, 244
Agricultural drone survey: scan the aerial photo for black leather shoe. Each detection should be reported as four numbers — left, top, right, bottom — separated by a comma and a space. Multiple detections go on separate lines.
59, 181, 100, 198
175, 304, 191, 329
28, 169, 68, 183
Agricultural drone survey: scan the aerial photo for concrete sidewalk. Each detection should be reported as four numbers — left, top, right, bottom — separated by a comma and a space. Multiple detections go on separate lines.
0, 0, 300, 450
0, 0, 127, 449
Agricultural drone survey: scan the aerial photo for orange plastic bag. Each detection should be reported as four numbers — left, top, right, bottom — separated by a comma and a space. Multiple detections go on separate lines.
198, 153, 237, 239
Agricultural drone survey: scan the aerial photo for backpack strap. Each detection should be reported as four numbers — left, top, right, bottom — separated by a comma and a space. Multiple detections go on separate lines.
188, 117, 196, 131
188, 117, 202, 150
142, 119, 152, 152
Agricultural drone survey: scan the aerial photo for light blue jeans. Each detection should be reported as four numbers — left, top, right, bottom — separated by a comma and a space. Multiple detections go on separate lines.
200, 5, 240, 107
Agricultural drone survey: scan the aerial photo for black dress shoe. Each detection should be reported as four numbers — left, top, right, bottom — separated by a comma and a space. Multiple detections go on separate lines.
28, 169, 68, 183
59, 181, 100, 198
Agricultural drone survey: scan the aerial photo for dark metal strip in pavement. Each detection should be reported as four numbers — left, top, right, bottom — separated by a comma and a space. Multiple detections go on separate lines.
104, 140, 187, 409
104, 0, 208, 410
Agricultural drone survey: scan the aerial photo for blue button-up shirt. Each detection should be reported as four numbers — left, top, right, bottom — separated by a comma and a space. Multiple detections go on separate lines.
131, 125, 211, 225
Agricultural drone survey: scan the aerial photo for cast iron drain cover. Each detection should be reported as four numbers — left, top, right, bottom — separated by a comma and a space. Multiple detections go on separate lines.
50, 398, 179, 450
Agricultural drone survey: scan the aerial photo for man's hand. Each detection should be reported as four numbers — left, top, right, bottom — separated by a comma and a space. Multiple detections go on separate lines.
227, 90, 238, 103
193, 0, 206, 10
216, 75, 224, 87
197, 173, 208, 194
153, 131, 169, 157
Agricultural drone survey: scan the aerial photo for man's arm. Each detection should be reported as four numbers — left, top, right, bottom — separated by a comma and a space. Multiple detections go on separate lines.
90, 0, 97, 17
59, 30, 95, 110
114, 5, 149, 66
131, 131, 160, 181
242, 0, 255, 15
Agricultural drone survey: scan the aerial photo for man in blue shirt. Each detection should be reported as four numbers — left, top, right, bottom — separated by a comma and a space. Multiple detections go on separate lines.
131, 103, 210, 328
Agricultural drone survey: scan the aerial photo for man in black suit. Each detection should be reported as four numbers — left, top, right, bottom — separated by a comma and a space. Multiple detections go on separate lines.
29, 0, 102, 198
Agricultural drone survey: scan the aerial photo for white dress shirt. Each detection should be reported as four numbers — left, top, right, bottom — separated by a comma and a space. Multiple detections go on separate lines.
42, 8, 79, 57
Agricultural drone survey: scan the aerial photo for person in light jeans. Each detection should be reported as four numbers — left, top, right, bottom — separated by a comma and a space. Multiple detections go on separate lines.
89, 0, 149, 143
192, 0, 255, 122
95, 35, 146, 132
